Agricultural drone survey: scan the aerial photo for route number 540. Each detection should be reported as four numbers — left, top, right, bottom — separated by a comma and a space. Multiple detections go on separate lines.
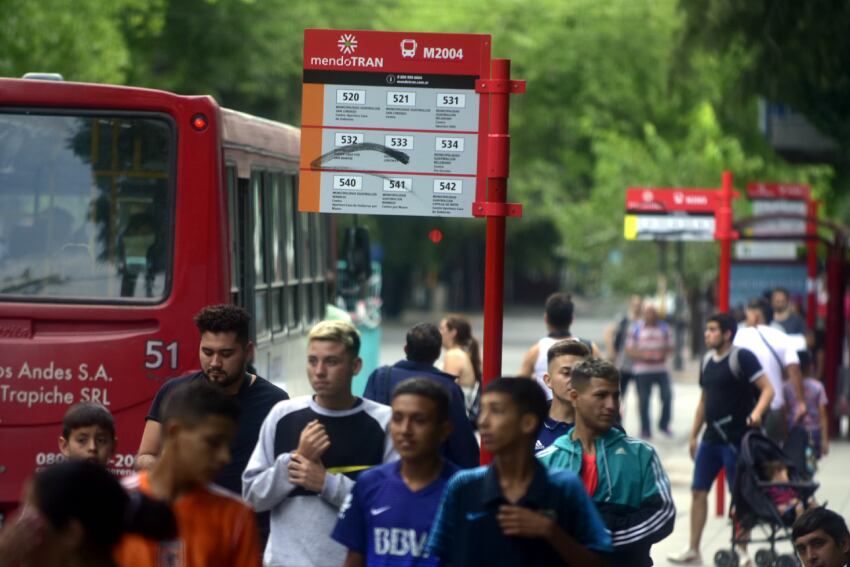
145, 340, 179, 370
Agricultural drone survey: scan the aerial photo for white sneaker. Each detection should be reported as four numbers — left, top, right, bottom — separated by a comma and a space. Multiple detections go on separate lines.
668, 548, 703, 565
736, 548, 753, 567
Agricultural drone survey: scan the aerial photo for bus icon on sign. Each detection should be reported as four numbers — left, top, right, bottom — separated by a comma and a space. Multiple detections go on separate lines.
400, 39, 417, 58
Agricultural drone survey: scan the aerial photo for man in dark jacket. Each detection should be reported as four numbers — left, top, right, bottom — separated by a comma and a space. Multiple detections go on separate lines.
363, 323, 479, 468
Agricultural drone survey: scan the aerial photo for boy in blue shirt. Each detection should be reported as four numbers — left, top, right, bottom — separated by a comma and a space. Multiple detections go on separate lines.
333, 377, 458, 566
427, 378, 611, 566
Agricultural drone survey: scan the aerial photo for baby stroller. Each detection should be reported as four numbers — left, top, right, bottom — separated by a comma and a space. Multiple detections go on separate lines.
713, 429, 819, 567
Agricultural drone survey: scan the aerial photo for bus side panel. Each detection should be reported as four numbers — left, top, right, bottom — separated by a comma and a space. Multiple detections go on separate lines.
0, 91, 229, 507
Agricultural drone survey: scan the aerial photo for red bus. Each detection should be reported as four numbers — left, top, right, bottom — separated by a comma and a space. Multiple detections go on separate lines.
0, 76, 332, 512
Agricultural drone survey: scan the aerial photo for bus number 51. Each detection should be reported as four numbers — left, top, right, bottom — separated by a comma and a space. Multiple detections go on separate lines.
145, 340, 179, 370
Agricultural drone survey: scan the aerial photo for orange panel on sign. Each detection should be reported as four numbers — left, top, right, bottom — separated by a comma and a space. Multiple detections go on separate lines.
301, 84, 324, 127
299, 170, 321, 212
299, 125, 324, 170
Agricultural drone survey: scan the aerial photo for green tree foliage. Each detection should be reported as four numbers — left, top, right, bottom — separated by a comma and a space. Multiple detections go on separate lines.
2, 0, 838, 303
679, 0, 850, 151
0, 0, 163, 83
125, 0, 394, 122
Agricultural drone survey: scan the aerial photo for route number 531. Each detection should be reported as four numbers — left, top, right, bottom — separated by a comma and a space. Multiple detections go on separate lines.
145, 340, 179, 370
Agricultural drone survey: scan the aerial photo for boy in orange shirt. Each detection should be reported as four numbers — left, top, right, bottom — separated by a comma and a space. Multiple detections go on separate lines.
116, 381, 260, 567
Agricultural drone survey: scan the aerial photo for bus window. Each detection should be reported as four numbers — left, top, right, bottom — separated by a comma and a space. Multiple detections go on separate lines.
297, 208, 312, 326
227, 165, 239, 304
227, 171, 252, 312
269, 172, 284, 333
0, 112, 173, 302
251, 171, 269, 337
283, 175, 299, 330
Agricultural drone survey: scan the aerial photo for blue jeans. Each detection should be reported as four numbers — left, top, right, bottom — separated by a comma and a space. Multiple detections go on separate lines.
636, 371, 672, 435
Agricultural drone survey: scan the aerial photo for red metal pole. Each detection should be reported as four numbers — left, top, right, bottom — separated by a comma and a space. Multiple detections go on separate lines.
715, 170, 734, 516
717, 171, 733, 313
824, 244, 845, 437
806, 200, 819, 329
480, 59, 512, 464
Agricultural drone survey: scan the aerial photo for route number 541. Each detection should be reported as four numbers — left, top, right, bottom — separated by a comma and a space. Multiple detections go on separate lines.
145, 340, 179, 370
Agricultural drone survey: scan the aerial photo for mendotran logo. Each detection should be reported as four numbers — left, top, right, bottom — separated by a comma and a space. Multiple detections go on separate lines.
310, 55, 384, 68
338, 33, 358, 54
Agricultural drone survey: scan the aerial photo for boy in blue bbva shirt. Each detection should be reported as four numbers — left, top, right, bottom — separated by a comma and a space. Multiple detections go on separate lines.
333, 378, 458, 566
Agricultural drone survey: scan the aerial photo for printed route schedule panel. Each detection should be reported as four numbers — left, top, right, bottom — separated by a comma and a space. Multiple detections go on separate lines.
299, 29, 491, 218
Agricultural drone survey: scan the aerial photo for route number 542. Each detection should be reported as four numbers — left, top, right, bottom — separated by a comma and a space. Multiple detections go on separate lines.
145, 340, 179, 370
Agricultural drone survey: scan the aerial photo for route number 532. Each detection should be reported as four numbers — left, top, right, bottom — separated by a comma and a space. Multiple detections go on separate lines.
145, 340, 179, 370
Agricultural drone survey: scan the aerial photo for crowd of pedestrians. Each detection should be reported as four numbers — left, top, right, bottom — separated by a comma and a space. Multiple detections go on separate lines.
0, 290, 844, 567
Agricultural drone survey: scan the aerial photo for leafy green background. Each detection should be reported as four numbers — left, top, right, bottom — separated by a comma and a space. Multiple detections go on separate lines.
2, 0, 845, 309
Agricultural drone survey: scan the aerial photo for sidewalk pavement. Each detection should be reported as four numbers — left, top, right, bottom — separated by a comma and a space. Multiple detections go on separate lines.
622, 372, 850, 566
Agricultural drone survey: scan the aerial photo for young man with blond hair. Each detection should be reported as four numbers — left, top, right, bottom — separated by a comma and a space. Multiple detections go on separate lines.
243, 320, 397, 567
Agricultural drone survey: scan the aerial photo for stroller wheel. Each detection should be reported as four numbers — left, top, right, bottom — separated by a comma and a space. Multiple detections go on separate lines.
755, 549, 777, 567
774, 555, 797, 567
714, 549, 739, 567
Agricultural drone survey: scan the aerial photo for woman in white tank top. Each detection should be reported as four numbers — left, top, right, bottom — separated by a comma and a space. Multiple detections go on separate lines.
439, 315, 482, 420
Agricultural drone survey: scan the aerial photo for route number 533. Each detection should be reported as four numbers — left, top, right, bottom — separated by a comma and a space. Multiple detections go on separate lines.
145, 340, 179, 370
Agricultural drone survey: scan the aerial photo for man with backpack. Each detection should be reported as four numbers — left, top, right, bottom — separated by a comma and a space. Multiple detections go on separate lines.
363, 322, 479, 468
669, 313, 774, 566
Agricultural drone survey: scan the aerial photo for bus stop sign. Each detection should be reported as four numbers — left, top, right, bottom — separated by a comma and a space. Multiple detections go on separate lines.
624, 188, 719, 241
298, 29, 491, 218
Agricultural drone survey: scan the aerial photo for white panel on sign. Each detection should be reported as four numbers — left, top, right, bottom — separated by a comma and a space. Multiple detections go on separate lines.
383, 178, 412, 192
437, 93, 466, 108
384, 134, 414, 150
435, 137, 465, 152
333, 175, 363, 190
735, 242, 799, 260
433, 179, 462, 194
751, 200, 807, 235
336, 89, 366, 105
634, 214, 715, 241
386, 91, 416, 106
334, 132, 364, 146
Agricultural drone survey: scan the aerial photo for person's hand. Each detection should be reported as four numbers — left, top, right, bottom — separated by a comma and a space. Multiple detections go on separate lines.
689, 436, 698, 460
288, 453, 327, 492
746, 412, 762, 428
296, 420, 330, 462
496, 505, 554, 539
793, 401, 806, 424
0, 508, 43, 566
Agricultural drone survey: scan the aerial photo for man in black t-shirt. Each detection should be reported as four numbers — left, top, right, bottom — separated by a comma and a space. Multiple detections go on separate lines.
669, 313, 774, 566
134, 304, 288, 545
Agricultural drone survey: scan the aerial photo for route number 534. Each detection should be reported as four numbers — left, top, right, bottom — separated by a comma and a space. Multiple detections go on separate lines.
145, 340, 179, 370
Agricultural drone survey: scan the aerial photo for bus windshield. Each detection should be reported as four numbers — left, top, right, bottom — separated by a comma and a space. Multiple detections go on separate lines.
0, 111, 173, 302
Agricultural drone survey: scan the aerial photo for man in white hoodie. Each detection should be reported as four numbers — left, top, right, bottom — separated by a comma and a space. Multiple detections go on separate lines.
242, 320, 397, 566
